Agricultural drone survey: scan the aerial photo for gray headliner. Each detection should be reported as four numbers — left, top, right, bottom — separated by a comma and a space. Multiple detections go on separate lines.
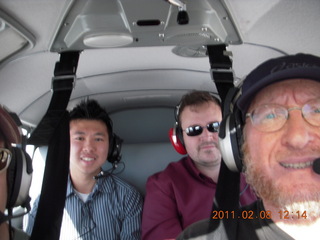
0, 0, 320, 143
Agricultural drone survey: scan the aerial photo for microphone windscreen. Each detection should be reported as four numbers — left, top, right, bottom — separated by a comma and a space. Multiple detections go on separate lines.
312, 158, 320, 175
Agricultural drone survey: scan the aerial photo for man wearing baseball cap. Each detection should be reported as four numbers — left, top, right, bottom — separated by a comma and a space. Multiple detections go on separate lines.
177, 53, 320, 240
0, 105, 29, 240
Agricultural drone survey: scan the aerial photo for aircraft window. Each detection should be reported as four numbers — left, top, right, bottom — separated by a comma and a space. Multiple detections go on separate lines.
26, 146, 46, 207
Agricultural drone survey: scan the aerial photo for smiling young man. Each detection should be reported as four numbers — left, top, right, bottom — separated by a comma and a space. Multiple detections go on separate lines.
69, 118, 110, 193
26, 100, 143, 239
177, 54, 320, 240
142, 91, 256, 240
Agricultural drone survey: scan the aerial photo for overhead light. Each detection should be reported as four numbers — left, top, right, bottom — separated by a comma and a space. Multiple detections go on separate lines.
172, 45, 207, 58
83, 33, 133, 48
53, 1, 135, 51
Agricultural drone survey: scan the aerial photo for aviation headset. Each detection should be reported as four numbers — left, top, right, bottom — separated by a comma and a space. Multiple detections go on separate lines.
169, 92, 221, 155
0, 107, 33, 224
95, 109, 123, 165
168, 103, 187, 155
6, 146, 33, 210
108, 133, 123, 165
218, 86, 244, 172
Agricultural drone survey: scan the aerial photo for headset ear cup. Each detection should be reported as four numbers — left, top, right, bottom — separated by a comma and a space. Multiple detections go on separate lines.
6, 148, 16, 208
233, 109, 244, 170
6, 147, 32, 209
108, 134, 123, 164
218, 114, 243, 172
218, 86, 244, 172
169, 124, 187, 155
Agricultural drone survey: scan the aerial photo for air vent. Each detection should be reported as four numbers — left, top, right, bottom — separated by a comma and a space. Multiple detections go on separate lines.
136, 20, 161, 26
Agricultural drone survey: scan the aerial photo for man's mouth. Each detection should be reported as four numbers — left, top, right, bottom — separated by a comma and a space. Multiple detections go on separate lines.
81, 157, 95, 162
199, 142, 217, 149
280, 161, 313, 169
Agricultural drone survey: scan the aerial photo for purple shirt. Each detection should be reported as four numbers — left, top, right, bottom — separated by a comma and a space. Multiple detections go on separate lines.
142, 156, 256, 240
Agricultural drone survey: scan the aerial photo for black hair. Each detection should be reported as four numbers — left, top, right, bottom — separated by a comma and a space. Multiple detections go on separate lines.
69, 99, 113, 142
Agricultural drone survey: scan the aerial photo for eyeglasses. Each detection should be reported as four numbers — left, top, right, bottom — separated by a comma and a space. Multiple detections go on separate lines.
184, 122, 220, 136
0, 148, 12, 173
246, 98, 320, 132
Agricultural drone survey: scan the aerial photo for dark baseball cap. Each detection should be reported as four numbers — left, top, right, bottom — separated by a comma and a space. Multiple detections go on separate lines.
237, 53, 320, 120
0, 105, 22, 145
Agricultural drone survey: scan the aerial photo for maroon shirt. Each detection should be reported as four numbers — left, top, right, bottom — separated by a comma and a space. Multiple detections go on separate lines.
141, 156, 256, 240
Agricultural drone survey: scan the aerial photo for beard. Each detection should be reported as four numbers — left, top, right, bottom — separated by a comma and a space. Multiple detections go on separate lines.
242, 140, 320, 220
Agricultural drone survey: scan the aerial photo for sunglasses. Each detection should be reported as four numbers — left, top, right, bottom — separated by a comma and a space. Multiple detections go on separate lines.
184, 122, 220, 137
0, 148, 12, 173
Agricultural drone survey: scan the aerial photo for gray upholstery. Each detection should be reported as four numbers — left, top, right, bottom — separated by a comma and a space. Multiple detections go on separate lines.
104, 142, 183, 195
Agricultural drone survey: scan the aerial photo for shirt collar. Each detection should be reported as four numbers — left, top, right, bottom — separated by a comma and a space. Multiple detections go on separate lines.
66, 175, 73, 197
66, 175, 106, 198
185, 156, 216, 185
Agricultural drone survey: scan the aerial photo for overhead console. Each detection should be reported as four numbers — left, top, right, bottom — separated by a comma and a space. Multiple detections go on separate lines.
50, 0, 242, 52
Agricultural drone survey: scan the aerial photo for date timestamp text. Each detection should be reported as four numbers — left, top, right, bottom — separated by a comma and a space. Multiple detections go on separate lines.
212, 210, 307, 220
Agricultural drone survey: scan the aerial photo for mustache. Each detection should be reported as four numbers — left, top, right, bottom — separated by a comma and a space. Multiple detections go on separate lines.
199, 141, 219, 148
276, 152, 320, 160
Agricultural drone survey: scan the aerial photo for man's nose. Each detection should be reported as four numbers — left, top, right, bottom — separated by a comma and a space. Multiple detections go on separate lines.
83, 138, 95, 151
281, 110, 314, 149
200, 127, 217, 139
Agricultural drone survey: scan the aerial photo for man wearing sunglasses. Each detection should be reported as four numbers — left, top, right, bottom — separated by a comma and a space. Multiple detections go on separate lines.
142, 91, 256, 240
0, 105, 29, 240
177, 54, 320, 240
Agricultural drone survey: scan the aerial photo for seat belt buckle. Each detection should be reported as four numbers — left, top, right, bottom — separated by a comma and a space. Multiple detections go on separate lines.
210, 68, 234, 83
51, 75, 76, 92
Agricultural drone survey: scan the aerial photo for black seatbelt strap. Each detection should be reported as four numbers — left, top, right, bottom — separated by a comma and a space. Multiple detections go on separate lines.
28, 51, 80, 240
28, 52, 79, 145
207, 45, 239, 240
207, 44, 234, 105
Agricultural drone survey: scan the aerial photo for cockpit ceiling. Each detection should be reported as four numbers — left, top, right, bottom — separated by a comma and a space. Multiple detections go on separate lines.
1, 0, 320, 129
